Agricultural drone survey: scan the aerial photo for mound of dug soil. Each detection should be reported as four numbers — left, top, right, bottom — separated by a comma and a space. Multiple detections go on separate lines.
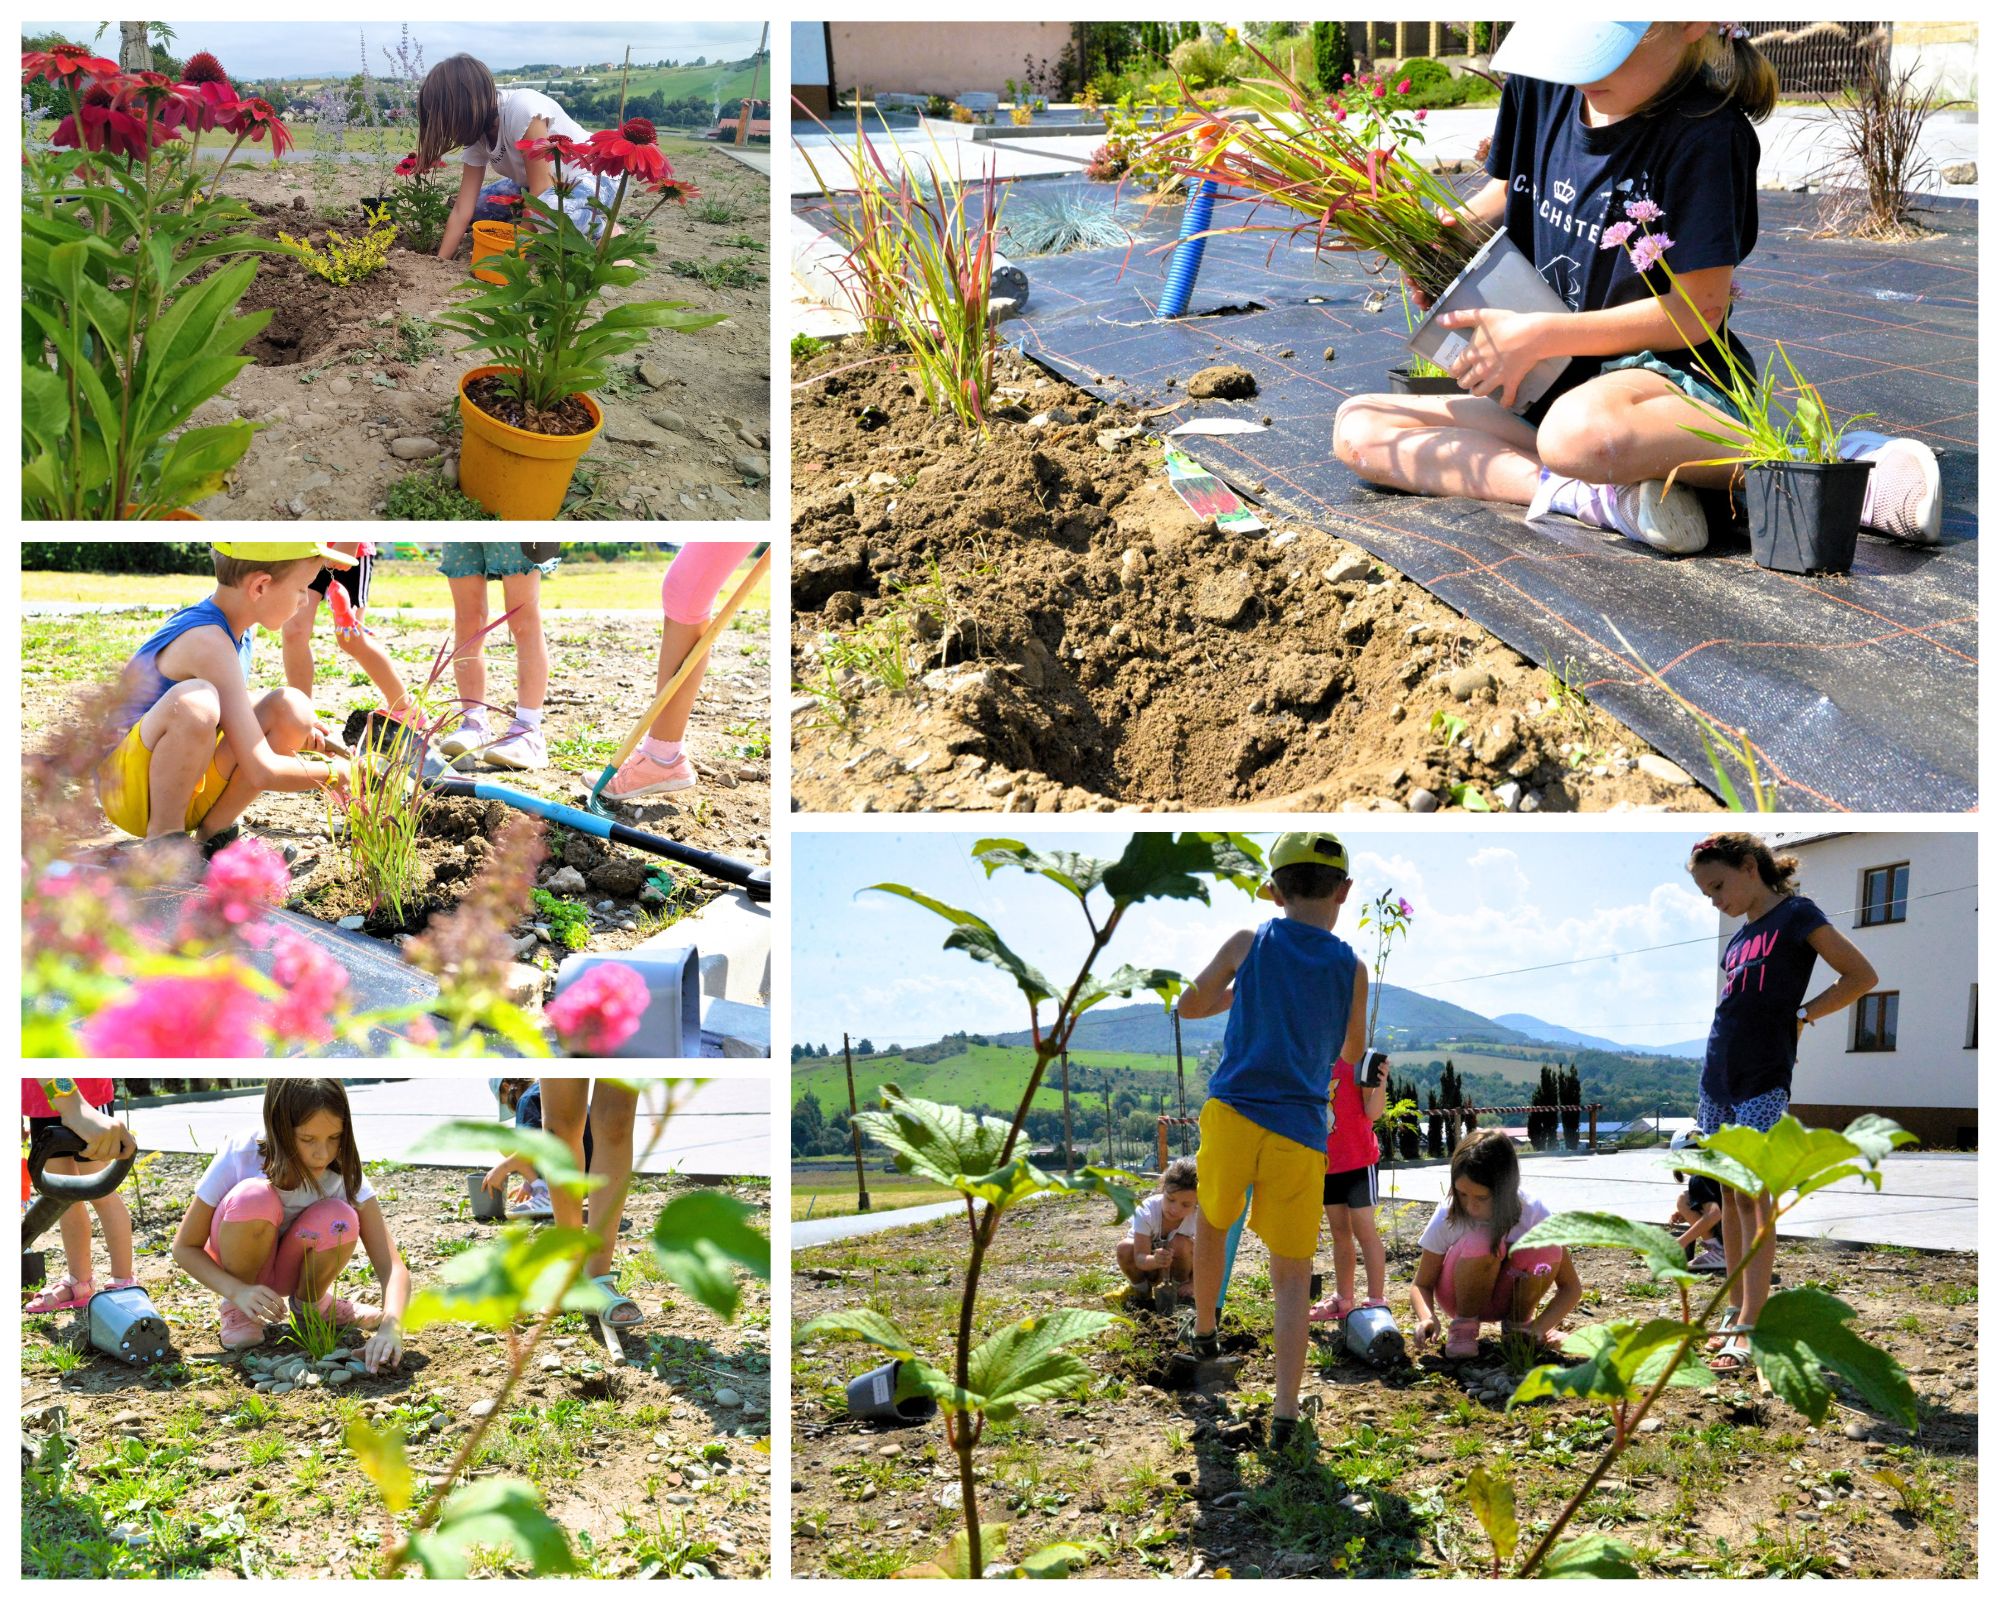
286, 794, 511, 936
234, 246, 463, 368
791, 345, 1720, 815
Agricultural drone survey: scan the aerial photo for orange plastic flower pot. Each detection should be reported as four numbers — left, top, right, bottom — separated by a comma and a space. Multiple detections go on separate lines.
456, 364, 604, 521
470, 221, 518, 284
122, 506, 205, 520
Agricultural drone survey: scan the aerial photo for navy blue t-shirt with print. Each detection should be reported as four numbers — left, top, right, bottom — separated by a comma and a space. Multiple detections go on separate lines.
1702, 895, 1829, 1103
1483, 73, 1760, 417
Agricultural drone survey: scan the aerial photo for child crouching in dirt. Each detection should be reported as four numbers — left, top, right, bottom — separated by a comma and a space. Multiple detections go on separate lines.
480, 1077, 597, 1220
1309, 1056, 1391, 1325
1177, 832, 1369, 1451
1669, 1130, 1726, 1270
1118, 1157, 1198, 1311
280, 541, 411, 725
97, 542, 353, 852
22, 1078, 138, 1314
171, 1079, 409, 1373
1409, 1129, 1581, 1360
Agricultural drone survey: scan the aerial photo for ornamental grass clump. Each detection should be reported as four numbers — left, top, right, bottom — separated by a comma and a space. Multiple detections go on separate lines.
436, 121, 723, 430
21, 44, 296, 519
1151, 39, 1490, 303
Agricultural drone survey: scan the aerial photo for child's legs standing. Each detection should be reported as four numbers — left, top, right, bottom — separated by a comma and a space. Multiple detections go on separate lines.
584, 1082, 638, 1279
1327, 1204, 1355, 1303
1245, 1124, 1326, 1421
40, 1155, 96, 1285
281, 587, 324, 698
650, 541, 757, 743
330, 562, 410, 716
1192, 1100, 1256, 1337
1333, 391, 1543, 502
539, 1078, 590, 1241
1535, 369, 1746, 492
499, 571, 546, 714
195, 687, 319, 839
90, 1183, 135, 1282
275, 1196, 361, 1302
1348, 1203, 1387, 1303
447, 574, 490, 710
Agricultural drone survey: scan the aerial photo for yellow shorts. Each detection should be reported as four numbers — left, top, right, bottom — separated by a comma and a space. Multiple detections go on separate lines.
96, 718, 229, 838
1196, 1098, 1325, 1261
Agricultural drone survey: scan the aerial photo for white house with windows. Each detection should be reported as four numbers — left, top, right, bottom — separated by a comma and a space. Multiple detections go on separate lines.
1714, 833, 1977, 1147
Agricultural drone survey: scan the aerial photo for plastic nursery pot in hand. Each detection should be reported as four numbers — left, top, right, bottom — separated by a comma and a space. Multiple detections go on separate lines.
1386, 365, 1463, 396
1406, 229, 1572, 414
456, 363, 605, 520
1742, 459, 1873, 575
470, 220, 519, 285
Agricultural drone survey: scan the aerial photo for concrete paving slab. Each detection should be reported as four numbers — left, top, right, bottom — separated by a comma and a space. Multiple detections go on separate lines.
701, 995, 772, 1058
715, 143, 772, 176
125, 1077, 773, 1178
654, 886, 770, 1004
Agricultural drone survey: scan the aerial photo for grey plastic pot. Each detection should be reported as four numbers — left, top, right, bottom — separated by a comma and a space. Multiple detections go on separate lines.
1407, 229, 1572, 414
845, 1358, 939, 1424
1344, 1303, 1406, 1367
1743, 459, 1871, 574
88, 1284, 172, 1365
1386, 365, 1462, 396
468, 1172, 506, 1222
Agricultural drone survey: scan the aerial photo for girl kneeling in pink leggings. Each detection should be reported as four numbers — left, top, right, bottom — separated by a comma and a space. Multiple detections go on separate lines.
1409, 1129, 1581, 1360
171, 1079, 410, 1373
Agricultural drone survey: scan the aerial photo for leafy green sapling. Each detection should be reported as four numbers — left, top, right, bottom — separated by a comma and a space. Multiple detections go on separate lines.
801, 833, 1263, 1578
1462, 1113, 1918, 1578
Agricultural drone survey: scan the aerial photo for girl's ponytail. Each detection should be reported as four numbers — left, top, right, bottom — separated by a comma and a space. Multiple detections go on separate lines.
1709, 23, 1779, 123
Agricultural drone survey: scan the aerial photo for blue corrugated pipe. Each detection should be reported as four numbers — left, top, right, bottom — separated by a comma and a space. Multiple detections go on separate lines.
1157, 177, 1218, 319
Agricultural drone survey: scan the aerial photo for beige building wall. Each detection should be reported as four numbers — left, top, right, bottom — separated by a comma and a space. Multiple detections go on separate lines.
1891, 19, 1979, 102
826, 21, 1074, 101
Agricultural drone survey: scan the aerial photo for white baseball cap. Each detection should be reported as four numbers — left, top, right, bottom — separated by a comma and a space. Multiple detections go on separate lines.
1490, 21, 1653, 86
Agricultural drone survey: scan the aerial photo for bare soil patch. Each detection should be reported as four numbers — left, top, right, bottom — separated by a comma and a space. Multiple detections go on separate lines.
790, 344, 1721, 815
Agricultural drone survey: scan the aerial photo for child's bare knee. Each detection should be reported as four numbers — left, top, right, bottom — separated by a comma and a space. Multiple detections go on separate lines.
167, 684, 223, 734
1536, 394, 1625, 482
1332, 396, 1380, 468
269, 687, 316, 730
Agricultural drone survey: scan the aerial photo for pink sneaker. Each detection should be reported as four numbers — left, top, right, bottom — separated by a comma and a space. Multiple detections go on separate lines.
1445, 1317, 1482, 1360
220, 1301, 267, 1350
604, 747, 696, 801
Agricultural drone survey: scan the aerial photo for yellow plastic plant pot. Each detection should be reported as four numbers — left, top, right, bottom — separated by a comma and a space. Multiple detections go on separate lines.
123, 507, 205, 519
470, 221, 518, 285
456, 364, 604, 521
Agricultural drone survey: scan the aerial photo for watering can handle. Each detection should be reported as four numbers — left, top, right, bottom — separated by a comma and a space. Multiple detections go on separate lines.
28, 1123, 136, 1203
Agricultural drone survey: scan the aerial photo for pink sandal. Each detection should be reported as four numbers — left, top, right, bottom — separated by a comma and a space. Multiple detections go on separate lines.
24, 1275, 93, 1314
1307, 1293, 1353, 1324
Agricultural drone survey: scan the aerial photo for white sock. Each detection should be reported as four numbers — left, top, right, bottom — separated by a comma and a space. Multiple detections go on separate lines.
514, 705, 544, 728
642, 736, 684, 764
1528, 470, 1636, 539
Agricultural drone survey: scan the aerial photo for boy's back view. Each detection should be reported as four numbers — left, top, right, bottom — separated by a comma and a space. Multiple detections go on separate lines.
1176, 831, 1369, 1450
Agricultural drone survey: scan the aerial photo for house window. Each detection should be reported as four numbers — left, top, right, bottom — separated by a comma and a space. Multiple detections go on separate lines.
1852, 992, 1899, 1053
1858, 863, 1909, 927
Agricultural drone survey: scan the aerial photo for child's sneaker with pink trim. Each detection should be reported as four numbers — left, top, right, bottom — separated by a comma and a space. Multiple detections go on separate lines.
605, 747, 696, 801
484, 720, 547, 771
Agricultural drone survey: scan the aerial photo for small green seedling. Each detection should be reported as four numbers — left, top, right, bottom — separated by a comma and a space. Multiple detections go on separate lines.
530, 889, 592, 951
1429, 709, 1467, 747
791, 333, 828, 362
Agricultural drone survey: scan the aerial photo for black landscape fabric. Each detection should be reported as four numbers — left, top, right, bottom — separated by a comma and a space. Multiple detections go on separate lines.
988, 183, 1976, 812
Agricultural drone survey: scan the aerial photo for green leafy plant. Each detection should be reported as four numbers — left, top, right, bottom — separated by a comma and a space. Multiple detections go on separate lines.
1429, 709, 1467, 747
800, 833, 1264, 1577
383, 469, 498, 521
284, 1293, 341, 1360
1463, 1113, 1918, 1578
790, 332, 828, 361
1354, 886, 1414, 1046
281, 205, 397, 286
22, 50, 297, 519
667, 254, 766, 289
530, 887, 592, 951
436, 128, 724, 425
345, 1086, 770, 1577
384, 150, 454, 254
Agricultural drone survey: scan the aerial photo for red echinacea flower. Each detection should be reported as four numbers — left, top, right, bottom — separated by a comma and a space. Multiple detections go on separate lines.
649, 174, 701, 205
53, 98, 179, 160
515, 131, 582, 166
583, 117, 668, 182
394, 149, 444, 177
180, 49, 230, 85
22, 42, 120, 87
225, 95, 292, 157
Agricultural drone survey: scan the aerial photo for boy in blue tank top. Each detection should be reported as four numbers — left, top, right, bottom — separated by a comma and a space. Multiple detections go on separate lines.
1176, 832, 1369, 1450
96, 542, 355, 851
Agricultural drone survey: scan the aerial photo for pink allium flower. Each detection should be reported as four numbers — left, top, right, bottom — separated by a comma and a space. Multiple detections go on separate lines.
546, 962, 651, 1056
267, 934, 349, 1046
1628, 232, 1674, 274
201, 838, 291, 926
1396, 78, 1412, 95
1623, 197, 1663, 223
80, 972, 270, 1057
1600, 220, 1636, 250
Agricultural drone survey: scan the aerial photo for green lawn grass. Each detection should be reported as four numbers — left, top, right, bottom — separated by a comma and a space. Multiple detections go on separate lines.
792, 1041, 1196, 1116
790, 1170, 959, 1221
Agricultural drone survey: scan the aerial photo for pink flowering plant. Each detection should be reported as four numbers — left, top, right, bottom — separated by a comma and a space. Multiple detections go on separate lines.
21, 45, 300, 519
1356, 886, 1415, 1046
1600, 199, 1876, 474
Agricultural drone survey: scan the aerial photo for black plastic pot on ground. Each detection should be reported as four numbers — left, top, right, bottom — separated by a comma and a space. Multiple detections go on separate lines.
1386, 366, 1462, 396
1743, 459, 1873, 574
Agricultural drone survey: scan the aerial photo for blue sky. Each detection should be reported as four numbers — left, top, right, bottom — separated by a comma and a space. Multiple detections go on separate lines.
22, 22, 765, 80
792, 830, 1731, 1051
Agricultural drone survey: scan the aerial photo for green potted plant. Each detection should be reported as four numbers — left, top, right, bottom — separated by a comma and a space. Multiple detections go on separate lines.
1602, 206, 1876, 574
435, 122, 724, 520
21, 45, 297, 519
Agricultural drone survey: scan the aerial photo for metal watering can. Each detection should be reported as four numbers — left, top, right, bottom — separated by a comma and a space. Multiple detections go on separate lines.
88, 1285, 172, 1365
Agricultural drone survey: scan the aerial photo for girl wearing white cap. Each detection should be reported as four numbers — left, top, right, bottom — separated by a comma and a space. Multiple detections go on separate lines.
1333, 22, 1942, 553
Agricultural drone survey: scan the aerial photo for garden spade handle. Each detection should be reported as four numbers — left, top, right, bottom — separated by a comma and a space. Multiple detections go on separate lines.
593, 547, 773, 800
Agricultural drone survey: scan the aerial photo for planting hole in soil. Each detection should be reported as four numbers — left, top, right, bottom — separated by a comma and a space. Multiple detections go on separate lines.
792, 345, 1721, 815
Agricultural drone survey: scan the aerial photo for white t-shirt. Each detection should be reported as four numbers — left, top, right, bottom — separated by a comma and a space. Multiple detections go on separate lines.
1130, 1193, 1198, 1246
1417, 1191, 1551, 1256
194, 1130, 374, 1228
459, 88, 590, 188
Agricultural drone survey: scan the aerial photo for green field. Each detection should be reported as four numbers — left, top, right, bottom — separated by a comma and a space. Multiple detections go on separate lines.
498, 60, 766, 106
1385, 1049, 1548, 1086
792, 1041, 1196, 1115
791, 1165, 957, 1221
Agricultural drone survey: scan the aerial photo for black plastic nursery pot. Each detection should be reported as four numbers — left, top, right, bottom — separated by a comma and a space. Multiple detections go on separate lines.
1742, 459, 1873, 575
1386, 365, 1462, 396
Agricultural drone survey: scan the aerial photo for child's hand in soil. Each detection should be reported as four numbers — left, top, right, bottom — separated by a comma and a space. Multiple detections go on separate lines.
363, 1320, 404, 1374
1411, 1315, 1440, 1350
233, 1282, 288, 1323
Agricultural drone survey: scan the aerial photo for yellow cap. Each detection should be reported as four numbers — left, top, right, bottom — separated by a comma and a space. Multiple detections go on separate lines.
211, 541, 356, 567
1260, 831, 1349, 899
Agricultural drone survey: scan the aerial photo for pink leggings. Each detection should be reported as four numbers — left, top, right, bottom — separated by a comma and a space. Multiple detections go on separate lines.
661, 540, 757, 625
1436, 1236, 1563, 1320
207, 1177, 358, 1296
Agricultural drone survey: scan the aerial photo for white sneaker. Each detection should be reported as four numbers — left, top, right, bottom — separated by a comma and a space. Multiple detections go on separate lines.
1850, 435, 1942, 545
1528, 471, 1709, 555
438, 713, 491, 760
484, 720, 547, 771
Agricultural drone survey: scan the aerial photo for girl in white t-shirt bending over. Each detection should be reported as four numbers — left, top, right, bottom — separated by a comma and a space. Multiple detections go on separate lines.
170, 1079, 410, 1372
416, 54, 613, 259
1408, 1129, 1581, 1361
